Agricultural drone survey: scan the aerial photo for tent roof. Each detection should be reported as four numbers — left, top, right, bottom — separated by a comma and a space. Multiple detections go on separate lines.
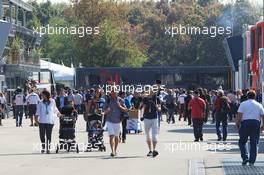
40, 59, 74, 81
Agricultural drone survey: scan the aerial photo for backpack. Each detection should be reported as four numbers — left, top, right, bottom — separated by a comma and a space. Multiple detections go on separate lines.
219, 98, 229, 114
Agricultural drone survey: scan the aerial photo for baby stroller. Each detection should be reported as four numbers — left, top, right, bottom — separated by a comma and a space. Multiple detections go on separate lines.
56, 113, 79, 153
86, 114, 106, 152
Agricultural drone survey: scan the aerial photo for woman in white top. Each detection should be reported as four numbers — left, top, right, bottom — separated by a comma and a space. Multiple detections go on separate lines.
36, 90, 61, 154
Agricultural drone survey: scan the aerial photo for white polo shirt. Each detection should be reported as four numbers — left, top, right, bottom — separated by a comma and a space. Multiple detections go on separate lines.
14, 94, 25, 106
27, 93, 40, 105
238, 99, 264, 121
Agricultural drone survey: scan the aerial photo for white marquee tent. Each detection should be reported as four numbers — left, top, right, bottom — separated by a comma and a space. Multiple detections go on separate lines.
40, 59, 74, 82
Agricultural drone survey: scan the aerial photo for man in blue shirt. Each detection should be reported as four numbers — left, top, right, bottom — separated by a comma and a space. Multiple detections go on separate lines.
55, 90, 67, 112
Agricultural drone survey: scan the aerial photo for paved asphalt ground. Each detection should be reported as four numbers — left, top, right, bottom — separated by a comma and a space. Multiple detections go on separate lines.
0, 115, 264, 175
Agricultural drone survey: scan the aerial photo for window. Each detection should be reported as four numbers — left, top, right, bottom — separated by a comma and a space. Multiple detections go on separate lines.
40, 72, 51, 84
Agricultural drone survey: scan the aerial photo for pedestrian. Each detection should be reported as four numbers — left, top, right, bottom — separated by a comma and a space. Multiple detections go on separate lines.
214, 90, 230, 141
24, 91, 29, 119
36, 90, 61, 154
227, 90, 237, 121
55, 89, 67, 112
0, 92, 6, 125
240, 89, 249, 103
73, 90, 83, 114
13, 87, 25, 127
119, 91, 131, 143
236, 90, 264, 166
27, 89, 41, 126
210, 90, 217, 124
178, 90, 186, 121
104, 90, 128, 157
67, 89, 75, 103
184, 91, 193, 125
203, 89, 211, 123
164, 89, 176, 124
141, 90, 161, 157
188, 90, 206, 142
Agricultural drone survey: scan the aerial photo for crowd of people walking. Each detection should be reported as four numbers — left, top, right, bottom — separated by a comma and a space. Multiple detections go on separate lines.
0, 85, 264, 164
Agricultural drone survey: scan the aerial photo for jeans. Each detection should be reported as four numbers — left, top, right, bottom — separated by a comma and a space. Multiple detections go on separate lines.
215, 112, 228, 140
239, 119, 261, 164
167, 108, 175, 123
192, 118, 203, 140
15, 105, 24, 126
39, 123, 54, 151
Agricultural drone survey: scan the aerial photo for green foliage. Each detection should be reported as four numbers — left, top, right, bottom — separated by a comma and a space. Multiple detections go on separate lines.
28, 0, 262, 67
9, 37, 22, 64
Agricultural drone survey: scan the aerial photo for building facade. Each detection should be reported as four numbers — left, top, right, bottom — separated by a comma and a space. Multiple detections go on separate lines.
0, 0, 41, 91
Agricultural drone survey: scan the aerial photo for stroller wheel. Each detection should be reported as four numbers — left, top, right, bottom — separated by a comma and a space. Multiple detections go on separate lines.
102, 146, 106, 152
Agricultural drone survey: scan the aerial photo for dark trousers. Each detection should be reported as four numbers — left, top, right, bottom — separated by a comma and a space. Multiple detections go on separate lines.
204, 105, 209, 123
121, 119, 127, 140
15, 105, 24, 126
179, 104, 185, 120
167, 108, 175, 123
24, 105, 28, 118
192, 118, 204, 140
185, 110, 191, 125
239, 120, 261, 164
211, 109, 216, 123
228, 103, 236, 121
215, 112, 228, 140
39, 123, 54, 151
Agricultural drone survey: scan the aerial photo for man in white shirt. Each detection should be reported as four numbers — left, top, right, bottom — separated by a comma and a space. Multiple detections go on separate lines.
27, 89, 41, 126
73, 90, 83, 113
13, 88, 25, 127
236, 90, 264, 166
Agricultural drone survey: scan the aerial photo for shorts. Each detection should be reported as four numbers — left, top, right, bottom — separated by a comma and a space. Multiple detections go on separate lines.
107, 121, 121, 137
144, 118, 159, 142
28, 104, 37, 117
